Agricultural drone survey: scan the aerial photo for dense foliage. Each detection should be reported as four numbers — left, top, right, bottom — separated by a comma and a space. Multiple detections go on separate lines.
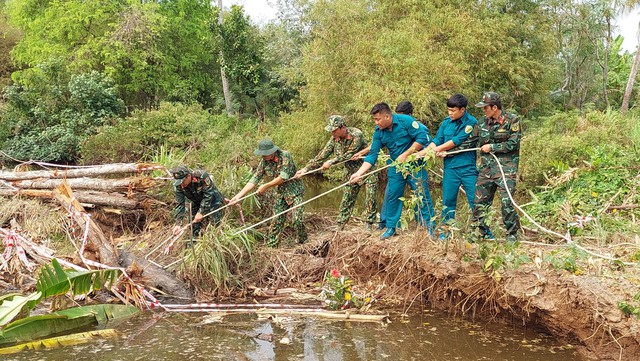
0, 0, 639, 239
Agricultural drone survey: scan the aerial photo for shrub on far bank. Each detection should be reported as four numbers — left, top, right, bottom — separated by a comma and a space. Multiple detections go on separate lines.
520, 109, 640, 240
81, 102, 236, 164
520, 109, 640, 189
0, 64, 124, 163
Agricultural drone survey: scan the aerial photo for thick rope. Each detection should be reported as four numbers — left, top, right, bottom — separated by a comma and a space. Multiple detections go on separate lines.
176, 157, 361, 233
233, 164, 392, 235
434, 148, 633, 265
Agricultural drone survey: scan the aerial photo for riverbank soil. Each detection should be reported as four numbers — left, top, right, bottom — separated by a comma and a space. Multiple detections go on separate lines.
253, 222, 640, 361
2, 202, 639, 361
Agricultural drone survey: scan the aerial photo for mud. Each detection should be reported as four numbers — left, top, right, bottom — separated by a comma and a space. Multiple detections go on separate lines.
3, 203, 640, 361
255, 224, 640, 361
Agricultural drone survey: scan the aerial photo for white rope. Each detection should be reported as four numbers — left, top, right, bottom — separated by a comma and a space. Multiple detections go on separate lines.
233, 164, 392, 235
421, 147, 634, 265
176, 157, 363, 232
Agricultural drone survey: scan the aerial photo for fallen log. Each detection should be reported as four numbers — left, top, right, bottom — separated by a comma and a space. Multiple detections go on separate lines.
8, 177, 158, 192
0, 163, 163, 181
0, 189, 140, 209
119, 250, 194, 301
52, 182, 120, 267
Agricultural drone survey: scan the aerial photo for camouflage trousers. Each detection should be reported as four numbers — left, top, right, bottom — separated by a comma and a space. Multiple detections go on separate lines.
268, 194, 307, 247
185, 201, 222, 238
471, 173, 520, 238
338, 173, 379, 226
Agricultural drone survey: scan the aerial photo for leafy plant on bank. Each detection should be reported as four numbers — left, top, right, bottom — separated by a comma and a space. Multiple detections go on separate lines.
543, 244, 588, 274
320, 269, 371, 310
618, 292, 640, 319
395, 153, 438, 230
478, 241, 532, 282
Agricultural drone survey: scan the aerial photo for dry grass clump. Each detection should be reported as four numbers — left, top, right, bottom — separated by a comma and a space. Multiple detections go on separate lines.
0, 197, 66, 239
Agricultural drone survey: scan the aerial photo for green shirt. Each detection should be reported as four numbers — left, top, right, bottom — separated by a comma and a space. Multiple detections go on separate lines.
250, 149, 304, 202
305, 127, 369, 174
477, 112, 521, 177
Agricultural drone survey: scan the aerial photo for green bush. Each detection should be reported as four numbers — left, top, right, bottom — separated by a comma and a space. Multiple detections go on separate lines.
81, 102, 235, 164
0, 63, 124, 163
520, 110, 639, 189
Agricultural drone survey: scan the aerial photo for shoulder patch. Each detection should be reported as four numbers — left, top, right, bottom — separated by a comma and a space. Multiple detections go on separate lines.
511, 122, 520, 132
464, 125, 473, 134
203, 176, 212, 187
412, 121, 419, 129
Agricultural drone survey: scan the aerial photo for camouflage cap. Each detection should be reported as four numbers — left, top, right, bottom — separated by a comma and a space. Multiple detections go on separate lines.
254, 139, 279, 156
324, 115, 346, 132
169, 165, 191, 182
475, 92, 500, 107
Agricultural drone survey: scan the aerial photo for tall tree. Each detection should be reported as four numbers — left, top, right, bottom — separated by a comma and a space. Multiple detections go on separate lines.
4, 0, 220, 108
0, 3, 21, 89
621, 1, 640, 114
216, 5, 268, 119
217, 0, 234, 115
621, 20, 639, 114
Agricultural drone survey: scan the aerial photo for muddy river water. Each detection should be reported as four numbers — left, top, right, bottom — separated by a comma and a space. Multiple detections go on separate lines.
4, 310, 582, 361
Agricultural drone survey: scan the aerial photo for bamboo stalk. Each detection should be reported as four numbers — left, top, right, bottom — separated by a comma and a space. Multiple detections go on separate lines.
168, 308, 389, 322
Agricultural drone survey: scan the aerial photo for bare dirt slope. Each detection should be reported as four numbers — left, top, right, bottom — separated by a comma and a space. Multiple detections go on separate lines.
256, 225, 640, 361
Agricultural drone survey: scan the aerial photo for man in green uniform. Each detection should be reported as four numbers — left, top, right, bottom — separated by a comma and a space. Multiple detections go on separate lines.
170, 165, 225, 238
229, 139, 307, 246
471, 92, 522, 242
294, 115, 378, 231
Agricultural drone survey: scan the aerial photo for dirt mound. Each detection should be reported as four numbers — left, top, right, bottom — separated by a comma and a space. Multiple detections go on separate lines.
259, 226, 640, 361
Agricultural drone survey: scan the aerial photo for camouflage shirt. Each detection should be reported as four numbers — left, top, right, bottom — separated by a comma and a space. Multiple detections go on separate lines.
476, 112, 521, 177
250, 149, 304, 202
173, 170, 225, 222
305, 127, 369, 174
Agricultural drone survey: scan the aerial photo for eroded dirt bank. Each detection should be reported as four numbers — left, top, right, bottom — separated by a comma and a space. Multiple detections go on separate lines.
2, 202, 639, 361
255, 226, 640, 361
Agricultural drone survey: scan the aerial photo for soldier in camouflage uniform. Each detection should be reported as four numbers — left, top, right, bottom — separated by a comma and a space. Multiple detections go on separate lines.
471, 92, 521, 242
294, 115, 378, 230
170, 165, 225, 238
229, 139, 307, 247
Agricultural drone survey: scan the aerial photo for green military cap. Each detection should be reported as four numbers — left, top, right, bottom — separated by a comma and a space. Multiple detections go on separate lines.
254, 139, 279, 156
475, 92, 500, 107
324, 115, 346, 132
169, 165, 191, 181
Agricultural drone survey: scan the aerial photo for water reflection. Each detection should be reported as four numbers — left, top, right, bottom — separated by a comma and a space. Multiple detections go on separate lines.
3, 311, 582, 361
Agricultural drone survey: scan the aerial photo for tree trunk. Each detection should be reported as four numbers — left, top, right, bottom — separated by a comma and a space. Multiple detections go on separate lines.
601, 14, 611, 109
52, 182, 120, 267
0, 163, 162, 181
622, 20, 640, 115
218, 0, 234, 116
1, 188, 141, 209
8, 177, 157, 192
119, 250, 193, 300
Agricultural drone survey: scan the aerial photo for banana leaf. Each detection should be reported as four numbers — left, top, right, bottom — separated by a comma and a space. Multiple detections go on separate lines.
0, 329, 118, 355
0, 292, 42, 327
0, 304, 139, 345
36, 259, 121, 299
0, 294, 20, 303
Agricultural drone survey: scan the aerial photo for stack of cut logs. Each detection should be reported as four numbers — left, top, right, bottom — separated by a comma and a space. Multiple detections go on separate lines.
0, 163, 166, 209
